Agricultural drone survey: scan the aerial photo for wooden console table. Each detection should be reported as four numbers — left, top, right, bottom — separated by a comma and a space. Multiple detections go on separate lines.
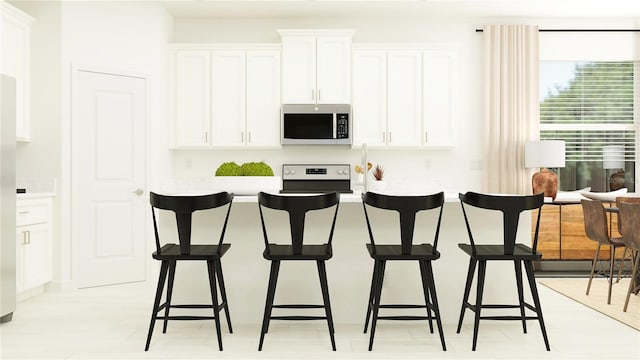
532, 200, 621, 260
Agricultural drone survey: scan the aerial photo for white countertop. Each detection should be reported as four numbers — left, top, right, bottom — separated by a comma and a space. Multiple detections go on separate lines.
232, 192, 461, 203
17, 192, 56, 199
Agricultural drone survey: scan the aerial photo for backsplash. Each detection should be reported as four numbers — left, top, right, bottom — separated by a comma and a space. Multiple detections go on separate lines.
16, 177, 57, 194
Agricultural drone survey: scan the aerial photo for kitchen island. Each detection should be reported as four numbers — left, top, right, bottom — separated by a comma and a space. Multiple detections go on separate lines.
157, 193, 534, 325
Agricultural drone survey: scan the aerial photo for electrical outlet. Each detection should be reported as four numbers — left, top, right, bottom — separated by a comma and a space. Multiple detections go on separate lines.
424, 158, 431, 169
185, 159, 192, 169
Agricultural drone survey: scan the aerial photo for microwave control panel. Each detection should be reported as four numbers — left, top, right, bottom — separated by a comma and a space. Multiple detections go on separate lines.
336, 114, 349, 139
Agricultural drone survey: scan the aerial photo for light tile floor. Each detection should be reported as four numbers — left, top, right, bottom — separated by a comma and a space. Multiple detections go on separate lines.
1, 280, 639, 360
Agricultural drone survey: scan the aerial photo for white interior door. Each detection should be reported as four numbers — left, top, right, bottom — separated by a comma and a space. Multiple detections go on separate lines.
73, 69, 146, 288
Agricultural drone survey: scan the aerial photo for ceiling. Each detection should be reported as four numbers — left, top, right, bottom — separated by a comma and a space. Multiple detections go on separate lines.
163, 0, 640, 19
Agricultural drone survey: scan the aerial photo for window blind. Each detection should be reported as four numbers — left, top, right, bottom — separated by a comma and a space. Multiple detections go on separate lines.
540, 61, 636, 162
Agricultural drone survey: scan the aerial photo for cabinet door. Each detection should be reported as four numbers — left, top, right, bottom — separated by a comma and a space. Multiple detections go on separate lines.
16, 223, 51, 293
316, 36, 351, 104
422, 50, 457, 147
281, 37, 316, 104
352, 50, 387, 147
246, 50, 281, 147
175, 51, 211, 146
211, 51, 246, 146
387, 51, 422, 147
1, 5, 31, 141
16, 230, 25, 293
22, 223, 52, 290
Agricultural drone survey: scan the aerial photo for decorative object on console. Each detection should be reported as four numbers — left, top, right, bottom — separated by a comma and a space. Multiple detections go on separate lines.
368, 164, 386, 193
525, 140, 566, 200
603, 145, 625, 191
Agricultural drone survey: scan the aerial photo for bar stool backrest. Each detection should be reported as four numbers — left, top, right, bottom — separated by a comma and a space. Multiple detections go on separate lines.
581, 199, 615, 246
150, 192, 234, 255
459, 192, 544, 255
257, 192, 340, 255
616, 196, 640, 235
619, 202, 640, 252
361, 192, 445, 255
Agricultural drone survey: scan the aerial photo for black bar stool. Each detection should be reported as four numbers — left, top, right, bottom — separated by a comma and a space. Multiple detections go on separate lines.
256, 191, 340, 351
361, 191, 447, 351
456, 192, 550, 351
145, 191, 234, 351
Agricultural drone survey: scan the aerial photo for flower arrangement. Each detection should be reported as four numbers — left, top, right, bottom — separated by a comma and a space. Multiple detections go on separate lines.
372, 164, 384, 181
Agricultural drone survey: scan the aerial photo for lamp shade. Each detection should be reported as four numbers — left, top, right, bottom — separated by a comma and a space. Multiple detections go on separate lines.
525, 140, 566, 168
603, 145, 624, 169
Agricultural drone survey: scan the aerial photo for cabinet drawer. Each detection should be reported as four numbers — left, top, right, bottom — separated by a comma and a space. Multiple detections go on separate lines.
16, 201, 49, 226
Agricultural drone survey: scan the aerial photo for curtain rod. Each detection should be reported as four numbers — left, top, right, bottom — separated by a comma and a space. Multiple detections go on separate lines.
475, 29, 640, 32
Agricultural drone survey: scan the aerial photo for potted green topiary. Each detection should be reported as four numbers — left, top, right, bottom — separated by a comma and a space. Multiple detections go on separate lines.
213, 161, 279, 195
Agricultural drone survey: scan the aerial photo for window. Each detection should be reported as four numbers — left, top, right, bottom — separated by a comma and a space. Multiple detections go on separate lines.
539, 61, 637, 192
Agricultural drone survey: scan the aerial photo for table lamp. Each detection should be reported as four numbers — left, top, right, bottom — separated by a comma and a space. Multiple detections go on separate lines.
603, 145, 625, 191
525, 140, 566, 199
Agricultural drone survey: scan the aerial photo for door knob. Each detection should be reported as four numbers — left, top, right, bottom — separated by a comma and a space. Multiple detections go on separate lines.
133, 188, 144, 196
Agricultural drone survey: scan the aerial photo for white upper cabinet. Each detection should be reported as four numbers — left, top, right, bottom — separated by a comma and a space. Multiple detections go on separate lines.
170, 45, 281, 148
211, 51, 246, 147
387, 50, 422, 147
352, 44, 459, 148
279, 30, 353, 104
352, 50, 387, 147
422, 49, 458, 147
246, 50, 281, 147
1, 2, 33, 141
174, 50, 211, 147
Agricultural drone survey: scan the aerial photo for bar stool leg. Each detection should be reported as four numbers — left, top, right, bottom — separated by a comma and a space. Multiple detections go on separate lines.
214, 259, 233, 333
145, 261, 169, 351
163, 260, 176, 334
424, 261, 446, 351
472, 260, 486, 351
259, 260, 280, 351
608, 246, 616, 304
317, 260, 336, 351
524, 260, 550, 351
418, 261, 434, 333
207, 260, 223, 351
514, 260, 527, 333
624, 251, 640, 312
364, 260, 381, 333
368, 260, 386, 351
587, 244, 601, 295
457, 257, 477, 333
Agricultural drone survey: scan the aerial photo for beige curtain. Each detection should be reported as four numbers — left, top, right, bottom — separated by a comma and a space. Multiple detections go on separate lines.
482, 25, 540, 195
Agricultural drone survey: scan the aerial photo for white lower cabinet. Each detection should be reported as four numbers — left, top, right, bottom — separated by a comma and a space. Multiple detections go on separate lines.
16, 198, 52, 294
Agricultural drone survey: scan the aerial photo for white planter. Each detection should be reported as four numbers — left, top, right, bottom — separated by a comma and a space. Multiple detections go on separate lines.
368, 180, 387, 193
212, 176, 281, 196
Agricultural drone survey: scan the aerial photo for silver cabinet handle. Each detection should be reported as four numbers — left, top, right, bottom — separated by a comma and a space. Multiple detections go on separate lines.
133, 188, 144, 196
248, 132, 252, 143
18, 211, 29, 214
318, 89, 321, 101
241, 131, 244, 142
204, 131, 208, 143
22, 230, 30, 245
389, 132, 392, 143
425, 131, 428, 143
382, 132, 385, 143
311, 89, 315, 101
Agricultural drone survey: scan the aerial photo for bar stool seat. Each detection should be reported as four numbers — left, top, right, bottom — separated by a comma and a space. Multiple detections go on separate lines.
264, 244, 332, 260
365, 243, 438, 260
153, 244, 231, 260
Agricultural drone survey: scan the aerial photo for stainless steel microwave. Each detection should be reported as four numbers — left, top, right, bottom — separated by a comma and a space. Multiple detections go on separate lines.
281, 104, 351, 145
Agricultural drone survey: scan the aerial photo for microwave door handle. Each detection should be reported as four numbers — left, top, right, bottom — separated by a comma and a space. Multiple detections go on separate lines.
333, 113, 337, 139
